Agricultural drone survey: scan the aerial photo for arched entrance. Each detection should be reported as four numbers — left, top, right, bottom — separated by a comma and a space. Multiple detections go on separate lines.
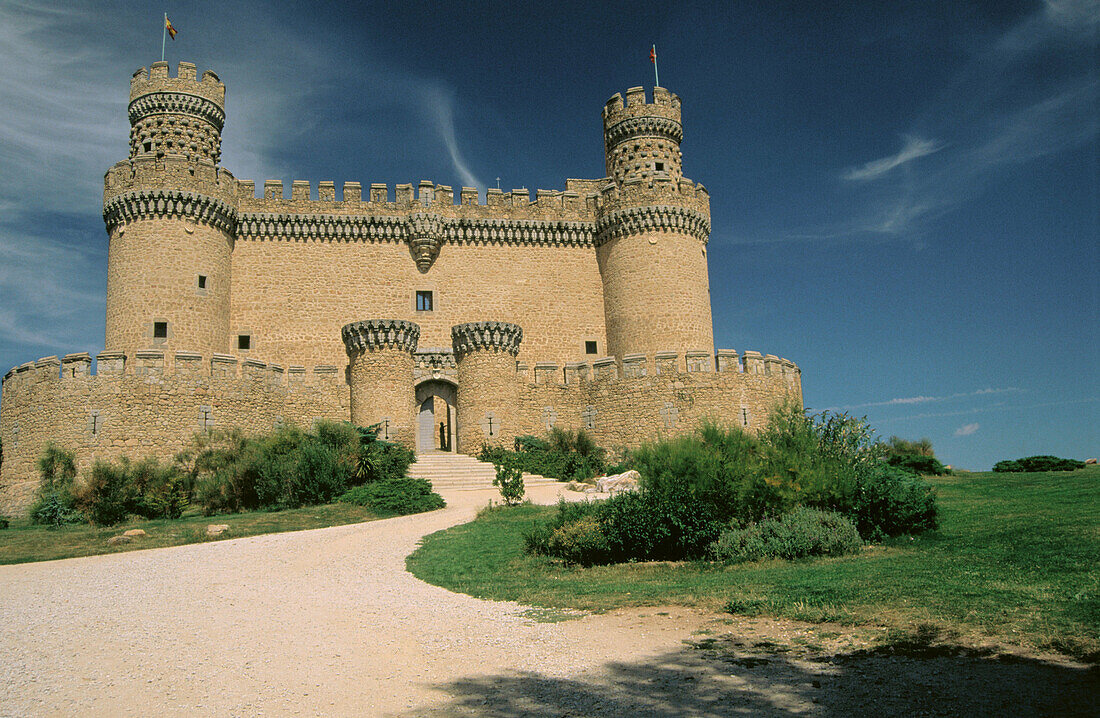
415, 379, 457, 453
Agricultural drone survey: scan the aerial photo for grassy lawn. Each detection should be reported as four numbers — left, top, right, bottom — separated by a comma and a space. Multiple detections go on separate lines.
0, 502, 386, 565
407, 466, 1100, 659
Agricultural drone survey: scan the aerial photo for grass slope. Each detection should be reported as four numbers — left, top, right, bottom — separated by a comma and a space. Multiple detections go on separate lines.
407, 467, 1100, 659
0, 503, 384, 565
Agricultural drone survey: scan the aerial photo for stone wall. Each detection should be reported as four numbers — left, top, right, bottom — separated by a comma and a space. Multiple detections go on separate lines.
0, 352, 349, 516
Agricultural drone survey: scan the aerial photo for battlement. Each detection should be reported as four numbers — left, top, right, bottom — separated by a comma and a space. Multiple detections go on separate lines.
2, 351, 348, 391
130, 61, 225, 107
603, 86, 681, 130
521, 348, 799, 386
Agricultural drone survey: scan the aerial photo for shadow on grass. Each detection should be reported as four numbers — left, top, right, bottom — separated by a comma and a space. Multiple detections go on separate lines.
414, 642, 1099, 717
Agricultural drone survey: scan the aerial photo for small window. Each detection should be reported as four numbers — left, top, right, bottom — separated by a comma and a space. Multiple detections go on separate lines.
416, 290, 433, 312
197, 275, 207, 289
143, 141, 152, 152
654, 162, 665, 172
238, 334, 251, 350
153, 321, 168, 339
585, 340, 598, 355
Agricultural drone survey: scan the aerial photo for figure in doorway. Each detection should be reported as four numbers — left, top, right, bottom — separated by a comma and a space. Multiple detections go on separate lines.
439, 421, 449, 451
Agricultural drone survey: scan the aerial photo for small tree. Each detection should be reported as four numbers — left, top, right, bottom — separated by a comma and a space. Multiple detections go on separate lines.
30, 443, 81, 527
492, 455, 526, 505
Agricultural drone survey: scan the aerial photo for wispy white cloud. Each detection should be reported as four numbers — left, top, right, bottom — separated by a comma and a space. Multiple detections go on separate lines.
874, 397, 1099, 424
1044, 0, 1100, 31
954, 422, 980, 437
841, 136, 944, 181
836, 387, 1022, 411
420, 85, 484, 189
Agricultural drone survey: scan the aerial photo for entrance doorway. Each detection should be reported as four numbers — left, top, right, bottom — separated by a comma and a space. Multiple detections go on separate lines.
415, 380, 456, 453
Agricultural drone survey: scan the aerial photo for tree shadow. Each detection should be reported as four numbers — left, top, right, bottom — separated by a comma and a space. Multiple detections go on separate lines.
412, 640, 1099, 717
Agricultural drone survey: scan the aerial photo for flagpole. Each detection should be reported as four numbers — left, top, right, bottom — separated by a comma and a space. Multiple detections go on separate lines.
652, 44, 659, 87
161, 12, 167, 62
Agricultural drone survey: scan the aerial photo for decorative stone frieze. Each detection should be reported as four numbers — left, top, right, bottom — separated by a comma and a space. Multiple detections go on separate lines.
341, 319, 420, 354
603, 115, 683, 148
451, 322, 523, 357
128, 92, 226, 131
594, 204, 710, 246
414, 349, 458, 383
103, 189, 237, 232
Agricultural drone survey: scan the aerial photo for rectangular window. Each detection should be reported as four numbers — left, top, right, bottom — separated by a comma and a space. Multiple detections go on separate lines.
416, 290, 433, 312
153, 321, 168, 339
197, 275, 207, 289
654, 162, 665, 172
585, 340, 598, 355
238, 334, 251, 350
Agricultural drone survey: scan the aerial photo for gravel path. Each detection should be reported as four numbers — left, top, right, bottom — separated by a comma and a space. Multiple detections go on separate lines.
2, 485, 1095, 717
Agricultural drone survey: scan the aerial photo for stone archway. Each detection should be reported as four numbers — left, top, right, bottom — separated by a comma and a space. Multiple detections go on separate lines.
414, 379, 457, 453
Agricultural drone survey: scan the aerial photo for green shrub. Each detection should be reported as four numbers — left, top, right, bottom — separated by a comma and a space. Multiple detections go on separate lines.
493, 456, 526, 505
358, 439, 415, 484
711, 507, 862, 563
76, 459, 136, 526
338, 478, 445, 515
523, 499, 602, 556
514, 435, 549, 453
545, 516, 609, 566
850, 466, 938, 540
30, 443, 82, 527
888, 453, 947, 475
129, 457, 189, 519
885, 436, 935, 457
993, 455, 1085, 472
0, 517, 8, 530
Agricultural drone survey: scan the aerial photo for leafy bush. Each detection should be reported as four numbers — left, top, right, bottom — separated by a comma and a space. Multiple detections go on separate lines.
492, 456, 526, 505
129, 457, 189, 519
888, 453, 947, 475
711, 507, 862, 563
483, 428, 608, 482
338, 478, 445, 516
885, 436, 935, 457
75, 459, 136, 526
850, 466, 938, 540
992, 455, 1085, 473
545, 515, 609, 566
0, 516, 8, 530
523, 499, 602, 556
29, 443, 82, 527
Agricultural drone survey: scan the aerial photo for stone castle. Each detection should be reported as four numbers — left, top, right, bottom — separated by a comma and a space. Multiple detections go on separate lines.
0, 61, 802, 514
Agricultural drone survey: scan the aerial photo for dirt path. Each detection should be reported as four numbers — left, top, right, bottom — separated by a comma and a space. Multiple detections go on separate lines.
1, 485, 1095, 717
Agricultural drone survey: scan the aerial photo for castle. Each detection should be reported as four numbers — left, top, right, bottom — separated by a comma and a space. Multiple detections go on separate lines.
0, 61, 802, 515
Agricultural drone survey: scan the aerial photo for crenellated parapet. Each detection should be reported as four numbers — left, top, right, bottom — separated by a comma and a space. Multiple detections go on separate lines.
103, 156, 239, 234
603, 87, 684, 183
341, 320, 421, 354
451, 322, 523, 357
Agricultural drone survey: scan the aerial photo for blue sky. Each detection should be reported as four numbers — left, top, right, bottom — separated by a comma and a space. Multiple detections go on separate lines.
0, 1, 1096, 469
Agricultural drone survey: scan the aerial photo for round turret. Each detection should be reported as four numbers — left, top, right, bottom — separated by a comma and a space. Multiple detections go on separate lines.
596, 88, 714, 360
128, 61, 225, 163
343, 320, 420, 447
103, 62, 237, 358
451, 322, 522, 452
602, 86, 683, 183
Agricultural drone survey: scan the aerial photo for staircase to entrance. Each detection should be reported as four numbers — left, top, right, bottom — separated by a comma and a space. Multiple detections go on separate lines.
408, 451, 561, 492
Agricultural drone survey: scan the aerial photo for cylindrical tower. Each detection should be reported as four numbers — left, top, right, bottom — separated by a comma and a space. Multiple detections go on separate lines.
597, 87, 714, 360
102, 61, 237, 357
342, 320, 420, 448
452, 322, 523, 454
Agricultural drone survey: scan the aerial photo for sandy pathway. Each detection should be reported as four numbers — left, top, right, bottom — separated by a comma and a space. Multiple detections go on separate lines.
2, 485, 1095, 717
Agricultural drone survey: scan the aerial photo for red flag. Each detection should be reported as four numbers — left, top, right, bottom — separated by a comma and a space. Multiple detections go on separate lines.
166, 16, 178, 40
649, 46, 656, 64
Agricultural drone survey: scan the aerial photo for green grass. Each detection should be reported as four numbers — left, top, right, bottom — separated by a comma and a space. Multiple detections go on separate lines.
407, 466, 1100, 659
0, 502, 387, 565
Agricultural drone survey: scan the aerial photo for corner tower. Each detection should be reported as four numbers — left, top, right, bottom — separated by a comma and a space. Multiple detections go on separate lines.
596, 87, 714, 361
102, 61, 237, 357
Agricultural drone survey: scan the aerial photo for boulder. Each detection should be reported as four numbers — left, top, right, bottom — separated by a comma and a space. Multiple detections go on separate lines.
205, 524, 230, 537
107, 535, 133, 546
1086, 458, 1097, 465
123, 529, 147, 538
565, 480, 591, 492
596, 470, 641, 494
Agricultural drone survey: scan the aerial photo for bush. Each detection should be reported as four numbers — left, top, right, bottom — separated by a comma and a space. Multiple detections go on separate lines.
885, 436, 935, 457
0, 517, 8, 530
888, 453, 947, 475
993, 455, 1085, 473
711, 507, 863, 563
850, 466, 938, 540
545, 515, 609, 567
29, 443, 82, 527
338, 478, 445, 515
75, 459, 136, 526
129, 457, 189, 519
492, 456, 526, 505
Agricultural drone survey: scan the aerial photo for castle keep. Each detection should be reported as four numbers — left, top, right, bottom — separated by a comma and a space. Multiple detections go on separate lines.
0, 61, 803, 514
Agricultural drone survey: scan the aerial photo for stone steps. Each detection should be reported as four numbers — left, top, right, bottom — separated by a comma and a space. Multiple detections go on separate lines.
409, 451, 561, 491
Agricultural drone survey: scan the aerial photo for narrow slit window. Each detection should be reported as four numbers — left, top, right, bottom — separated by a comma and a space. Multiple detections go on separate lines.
197, 275, 207, 289
416, 290, 433, 312
153, 321, 168, 339
585, 340, 598, 355
238, 334, 251, 350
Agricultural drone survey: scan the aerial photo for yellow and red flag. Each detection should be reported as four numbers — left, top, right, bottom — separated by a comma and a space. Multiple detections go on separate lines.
650, 45, 656, 64
165, 16, 178, 40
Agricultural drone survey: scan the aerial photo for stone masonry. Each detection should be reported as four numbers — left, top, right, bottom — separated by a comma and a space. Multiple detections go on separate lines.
0, 61, 803, 516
